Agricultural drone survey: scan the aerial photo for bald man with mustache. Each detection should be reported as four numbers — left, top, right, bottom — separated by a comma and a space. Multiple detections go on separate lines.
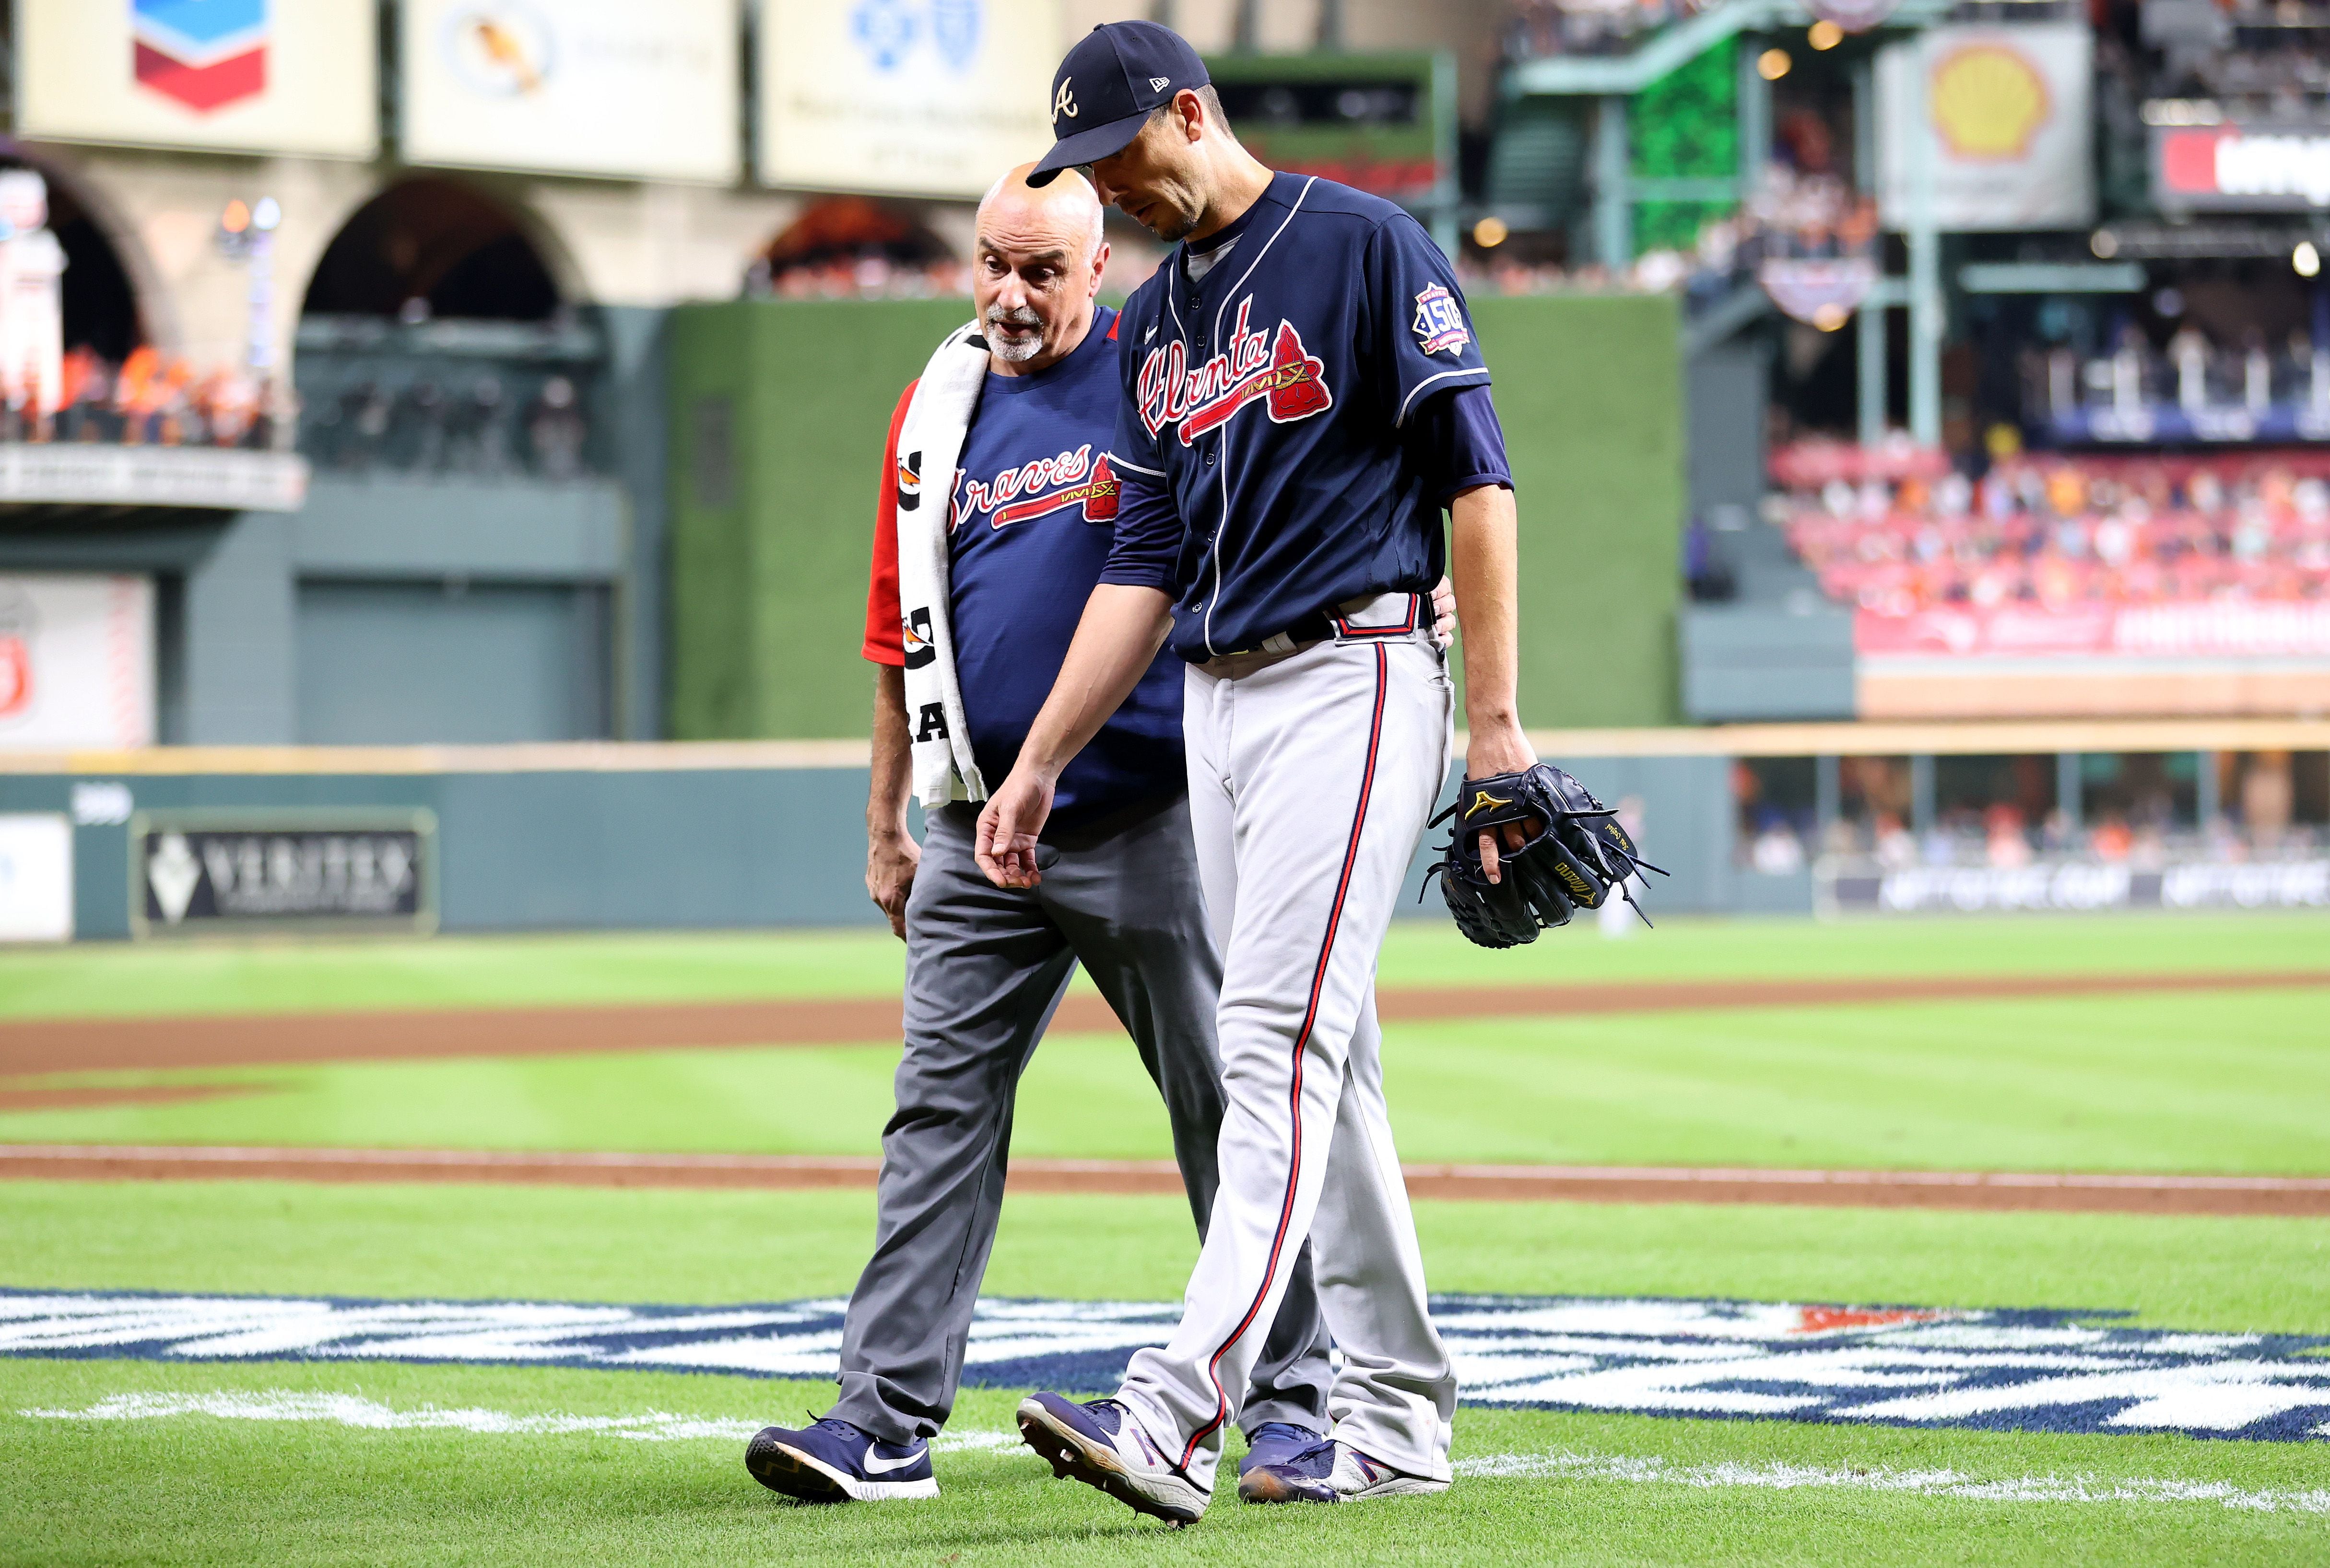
742, 167, 1343, 1508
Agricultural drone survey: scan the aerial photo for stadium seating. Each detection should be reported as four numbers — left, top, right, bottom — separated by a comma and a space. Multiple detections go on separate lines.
1770, 442, 2330, 618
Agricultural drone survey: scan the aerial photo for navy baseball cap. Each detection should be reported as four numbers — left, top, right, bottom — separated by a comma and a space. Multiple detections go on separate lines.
1027, 21, 1209, 187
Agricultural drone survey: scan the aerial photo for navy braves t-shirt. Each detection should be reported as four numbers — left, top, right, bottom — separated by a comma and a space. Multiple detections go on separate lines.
864, 305, 1185, 828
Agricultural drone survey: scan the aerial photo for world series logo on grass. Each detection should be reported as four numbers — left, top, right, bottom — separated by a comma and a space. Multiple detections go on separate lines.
10, 1288, 2330, 1444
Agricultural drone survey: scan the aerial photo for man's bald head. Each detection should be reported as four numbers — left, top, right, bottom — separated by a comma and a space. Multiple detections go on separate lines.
971, 162, 1110, 373
977, 164, 1105, 263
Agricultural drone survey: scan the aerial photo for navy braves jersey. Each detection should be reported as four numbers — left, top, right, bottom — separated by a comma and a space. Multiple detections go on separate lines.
863, 306, 1185, 827
1098, 172, 1497, 661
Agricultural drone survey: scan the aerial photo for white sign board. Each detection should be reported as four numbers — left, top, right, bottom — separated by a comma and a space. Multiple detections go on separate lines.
402, 0, 740, 184
0, 814, 73, 942
15, 0, 377, 160
760, 0, 1063, 199
0, 575, 156, 750
1876, 23, 2094, 232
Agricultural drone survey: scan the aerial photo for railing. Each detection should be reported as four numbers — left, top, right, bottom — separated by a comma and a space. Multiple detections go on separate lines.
293, 315, 606, 481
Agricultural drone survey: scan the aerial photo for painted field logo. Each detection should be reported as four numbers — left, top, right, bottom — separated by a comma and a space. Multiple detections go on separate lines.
9, 1289, 2330, 1444
133, 0, 269, 115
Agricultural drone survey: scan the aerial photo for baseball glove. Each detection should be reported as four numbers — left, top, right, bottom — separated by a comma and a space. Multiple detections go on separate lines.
1424, 764, 1666, 948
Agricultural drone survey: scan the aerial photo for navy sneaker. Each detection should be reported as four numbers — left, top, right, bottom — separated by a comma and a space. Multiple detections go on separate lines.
1243, 1438, 1449, 1504
1237, 1421, 1327, 1478
744, 1417, 937, 1503
1016, 1391, 1209, 1526
1235, 1424, 1337, 1503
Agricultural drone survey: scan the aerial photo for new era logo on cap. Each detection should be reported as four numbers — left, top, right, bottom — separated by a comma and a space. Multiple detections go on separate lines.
1029, 21, 1209, 187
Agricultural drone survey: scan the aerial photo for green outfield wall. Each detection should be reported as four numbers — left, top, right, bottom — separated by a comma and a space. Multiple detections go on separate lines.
666, 292, 1683, 738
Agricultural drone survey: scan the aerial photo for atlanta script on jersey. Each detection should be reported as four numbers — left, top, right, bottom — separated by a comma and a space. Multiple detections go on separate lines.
1100, 173, 1494, 661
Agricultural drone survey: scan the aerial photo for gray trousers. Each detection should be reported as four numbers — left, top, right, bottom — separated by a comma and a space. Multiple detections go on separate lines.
828, 794, 1333, 1445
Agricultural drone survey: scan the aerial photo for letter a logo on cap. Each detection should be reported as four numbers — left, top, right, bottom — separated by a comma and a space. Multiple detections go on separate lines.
1054, 79, 1077, 122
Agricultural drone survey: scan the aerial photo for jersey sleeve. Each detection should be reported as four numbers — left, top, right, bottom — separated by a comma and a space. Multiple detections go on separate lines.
860, 381, 917, 666
1105, 301, 1169, 485
1365, 215, 1493, 428
1404, 383, 1514, 505
1097, 463, 1185, 594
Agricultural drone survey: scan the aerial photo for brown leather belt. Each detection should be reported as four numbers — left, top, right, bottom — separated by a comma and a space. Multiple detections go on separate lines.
1191, 591, 1424, 681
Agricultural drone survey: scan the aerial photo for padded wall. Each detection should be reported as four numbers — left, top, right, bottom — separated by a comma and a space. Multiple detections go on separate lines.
666, 293, 1684, 737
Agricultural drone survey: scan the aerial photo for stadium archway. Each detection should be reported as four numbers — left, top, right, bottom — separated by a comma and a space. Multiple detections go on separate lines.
303, 177, 566, 321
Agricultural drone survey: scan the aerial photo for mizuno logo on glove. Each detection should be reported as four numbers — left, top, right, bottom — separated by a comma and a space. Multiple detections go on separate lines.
1465, 791, 1512, 818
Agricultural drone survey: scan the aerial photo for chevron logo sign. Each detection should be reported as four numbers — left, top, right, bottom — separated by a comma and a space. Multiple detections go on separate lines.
132, 0, 269, 114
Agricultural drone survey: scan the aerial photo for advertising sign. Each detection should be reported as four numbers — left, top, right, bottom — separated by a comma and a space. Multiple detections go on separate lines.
132, 811, 438, 938
2154, 122, 2330, 212
759, 0, 1061, 199
0, 575, 154, 750
402, 0, 740, 184
0, 814, 73, 942
1205, 54, 1443, 203
1819, 856, 2330, 916
15, 0, 377, 159
1876, 23, 2094, 232
1856, 602, 2330, 661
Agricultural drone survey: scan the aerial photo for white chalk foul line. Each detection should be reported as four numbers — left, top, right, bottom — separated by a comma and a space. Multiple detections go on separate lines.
1455, 1449, 2330, 1516
19, 1391, 2327, 1514
13, 1391, 1020, 1452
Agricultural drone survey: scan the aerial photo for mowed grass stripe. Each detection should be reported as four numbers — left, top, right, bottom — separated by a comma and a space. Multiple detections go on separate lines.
4, 912, 2329, 1022
3, 989, 2323, 1177
7, 967, 2329, 1078
10, 1362, 2329, 1567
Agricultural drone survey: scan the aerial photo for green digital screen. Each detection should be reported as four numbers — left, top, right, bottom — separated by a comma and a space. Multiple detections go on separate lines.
1203, 52, 1443, 202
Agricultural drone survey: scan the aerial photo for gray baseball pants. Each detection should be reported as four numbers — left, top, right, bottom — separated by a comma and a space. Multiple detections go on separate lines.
827, 793, 1333, 1446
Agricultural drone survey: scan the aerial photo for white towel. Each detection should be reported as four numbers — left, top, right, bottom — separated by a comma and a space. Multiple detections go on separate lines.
894, 320, 991, 809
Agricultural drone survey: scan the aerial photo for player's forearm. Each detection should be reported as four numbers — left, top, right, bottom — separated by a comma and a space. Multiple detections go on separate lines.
1449, 483, 1522, 732
1014, 584, 1174, 782
867, 664, 914, 838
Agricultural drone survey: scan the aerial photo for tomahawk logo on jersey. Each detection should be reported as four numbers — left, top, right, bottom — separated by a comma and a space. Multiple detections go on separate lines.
1100, 173, 1494, 661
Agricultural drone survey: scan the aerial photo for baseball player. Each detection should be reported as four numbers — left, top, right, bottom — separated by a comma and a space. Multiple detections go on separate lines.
743, 165, 1351, 1506
977, 23, 1529, 1523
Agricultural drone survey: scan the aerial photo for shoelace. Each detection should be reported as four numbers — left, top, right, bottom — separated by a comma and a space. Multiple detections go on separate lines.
1248, 1423, 1335, 1468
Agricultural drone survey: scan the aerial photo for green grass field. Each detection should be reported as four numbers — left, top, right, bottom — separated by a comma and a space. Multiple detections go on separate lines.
5, 913, 2329, 1564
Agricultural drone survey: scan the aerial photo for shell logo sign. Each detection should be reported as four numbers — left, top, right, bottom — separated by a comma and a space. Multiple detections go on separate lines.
1928, 42, 2051, 161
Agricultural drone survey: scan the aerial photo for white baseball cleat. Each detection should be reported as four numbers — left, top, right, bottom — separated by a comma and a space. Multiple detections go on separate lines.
1015, 1391, 1210, 1526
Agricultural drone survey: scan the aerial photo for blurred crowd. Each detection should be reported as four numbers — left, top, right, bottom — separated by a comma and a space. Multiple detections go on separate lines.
1736, 749, 2325, 877
745, 254, 972, 301
299, 372, 591, 479
1776, 446, 2330, 614
12, 347, 281, 449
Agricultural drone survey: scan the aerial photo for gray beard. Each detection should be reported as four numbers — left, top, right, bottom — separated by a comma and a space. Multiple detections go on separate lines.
985, 308, 1044, 363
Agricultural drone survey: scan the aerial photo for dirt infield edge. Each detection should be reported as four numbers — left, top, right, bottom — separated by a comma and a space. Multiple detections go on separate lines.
5, 1144, 2325, 1217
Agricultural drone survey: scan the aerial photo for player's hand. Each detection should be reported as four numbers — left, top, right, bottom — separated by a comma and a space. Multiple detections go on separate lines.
1465, 722, 1539, 885
866, 829, 920, 940
1430, 577, 1457, 651
976, 767, 1055, 889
